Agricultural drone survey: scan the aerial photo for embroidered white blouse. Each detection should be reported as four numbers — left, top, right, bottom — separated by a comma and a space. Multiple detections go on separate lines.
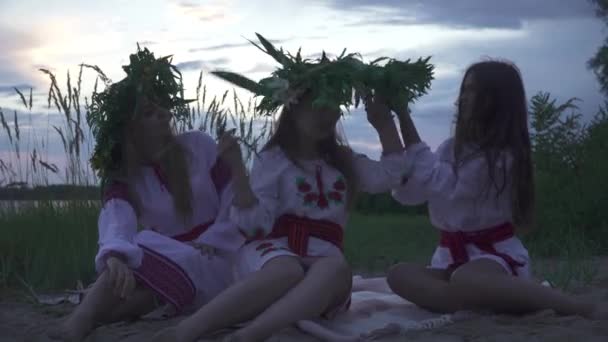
229, 146, 411, 257
95, 131, 245, 272
392, 138, 514, 231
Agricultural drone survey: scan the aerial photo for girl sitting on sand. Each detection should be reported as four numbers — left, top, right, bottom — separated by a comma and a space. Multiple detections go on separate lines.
386, 60, 606, 320
152, 37, 414, 342
49, 47, 245, 341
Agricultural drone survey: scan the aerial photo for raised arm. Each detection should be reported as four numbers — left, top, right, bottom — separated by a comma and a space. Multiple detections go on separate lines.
353, 94, 414, 193
393, 102, 422, 149
394, 139, 511, 203
218, 133, 284, 239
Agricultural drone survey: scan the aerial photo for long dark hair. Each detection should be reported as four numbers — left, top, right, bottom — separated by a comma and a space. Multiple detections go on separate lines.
454, 60, 535, 229
263, 96, 358, 208
105, 91, 193, 221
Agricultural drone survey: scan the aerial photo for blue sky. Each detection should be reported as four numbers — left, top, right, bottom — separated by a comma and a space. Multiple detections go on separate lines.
0, 0, 604, 183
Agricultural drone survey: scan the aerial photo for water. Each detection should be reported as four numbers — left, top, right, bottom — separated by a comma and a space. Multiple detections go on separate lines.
0, 200, 99, 214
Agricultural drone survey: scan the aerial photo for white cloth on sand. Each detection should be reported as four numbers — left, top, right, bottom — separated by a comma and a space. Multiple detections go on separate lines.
294, 275, 476, 341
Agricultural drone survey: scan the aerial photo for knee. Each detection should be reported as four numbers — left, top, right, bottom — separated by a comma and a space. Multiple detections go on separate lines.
320, 256, 352, 287
282, 263, 306, 285
327, 256, 352, 278
266, 257, 305, 285
386, 262, 415, 292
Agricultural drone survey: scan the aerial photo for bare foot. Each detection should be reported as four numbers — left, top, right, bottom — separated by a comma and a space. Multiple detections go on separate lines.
47, 314, 96, 342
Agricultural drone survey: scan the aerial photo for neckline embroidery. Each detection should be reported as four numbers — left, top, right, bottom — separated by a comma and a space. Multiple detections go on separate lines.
296, 165, 346, 209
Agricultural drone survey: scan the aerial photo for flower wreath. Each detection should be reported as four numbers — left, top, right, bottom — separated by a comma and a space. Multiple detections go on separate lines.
87, 46, 192, 184
211, 33, 435, 115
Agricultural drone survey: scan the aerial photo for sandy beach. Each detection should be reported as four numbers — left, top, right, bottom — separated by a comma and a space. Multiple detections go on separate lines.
2, 259, 608, 342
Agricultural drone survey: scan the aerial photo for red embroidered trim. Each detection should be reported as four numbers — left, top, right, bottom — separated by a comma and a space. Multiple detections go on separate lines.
256, 242, 273, 251
439, 223, 525, 276
171, 221, 214, 242
132, 245, 196, 313
261, 247, 279, 256
265, 214, 344, 257
315, 166, 329, 209
102, 181, 130, 205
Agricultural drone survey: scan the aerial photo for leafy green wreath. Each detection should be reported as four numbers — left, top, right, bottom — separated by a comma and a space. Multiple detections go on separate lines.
211, 33, 435, 115
87, 46, 192, 184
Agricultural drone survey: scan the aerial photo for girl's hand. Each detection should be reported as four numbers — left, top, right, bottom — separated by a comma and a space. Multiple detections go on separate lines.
105, 256, 136, 299
364, 93, 404, 155
392, 102, 422, 147
365, 94, 394, 130
392, 101, 410, 120
186, 242, 217, 259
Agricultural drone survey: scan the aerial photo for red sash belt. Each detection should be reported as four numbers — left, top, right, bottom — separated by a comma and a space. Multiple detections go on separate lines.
171, 220, 214, 242
439, 222, 524, 275
265, 214, 344, 257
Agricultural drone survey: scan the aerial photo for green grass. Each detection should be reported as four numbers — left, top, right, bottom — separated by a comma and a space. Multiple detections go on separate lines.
1, 209, 438, 292
1, 61, 605, 297
0, 202, 99, 292
346, 213, 600, 290
0, 205, 601, 295
524, 224, 600, 290
345, 213, 436, 273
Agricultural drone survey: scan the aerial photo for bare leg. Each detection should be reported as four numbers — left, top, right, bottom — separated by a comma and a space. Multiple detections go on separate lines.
388, 259, 597, 317
164, 256, 305, 342
232, 255, 352, 342
48, 271, 156, 341
387, 262, 459, 312
449, 258, 596, 316
103, 288, 157, 322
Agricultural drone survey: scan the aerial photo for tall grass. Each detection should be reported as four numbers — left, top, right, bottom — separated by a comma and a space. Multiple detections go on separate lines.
0, 207, 597, 293
0, 64, 275, 294
0, 202, 99, 292
0, 66, 273, 187
1, 67, 606, 294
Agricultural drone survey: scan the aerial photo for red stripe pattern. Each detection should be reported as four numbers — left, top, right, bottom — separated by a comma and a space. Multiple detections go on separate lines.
132, 245, 196, 313
171, 221, 214, 242
102, 181, 130, 205
439, 222, 525, 275
265, 214, 344, 257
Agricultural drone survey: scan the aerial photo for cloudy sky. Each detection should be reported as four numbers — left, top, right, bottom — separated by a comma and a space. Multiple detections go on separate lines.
0, 0, 604, 184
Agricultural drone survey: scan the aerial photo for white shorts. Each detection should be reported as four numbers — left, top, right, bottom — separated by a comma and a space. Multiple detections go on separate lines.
428, 236, 531, 278
233, 237, 350, 317
132, 230, 235, 314
233, 237, 343, 279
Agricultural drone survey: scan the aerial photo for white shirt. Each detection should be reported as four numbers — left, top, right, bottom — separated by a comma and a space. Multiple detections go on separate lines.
95, 131, 245, 272
229, 145, 411, 257
393, 138, 514, 231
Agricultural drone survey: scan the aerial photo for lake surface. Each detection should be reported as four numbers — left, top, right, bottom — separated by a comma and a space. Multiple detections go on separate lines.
0, 200, 99, 214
